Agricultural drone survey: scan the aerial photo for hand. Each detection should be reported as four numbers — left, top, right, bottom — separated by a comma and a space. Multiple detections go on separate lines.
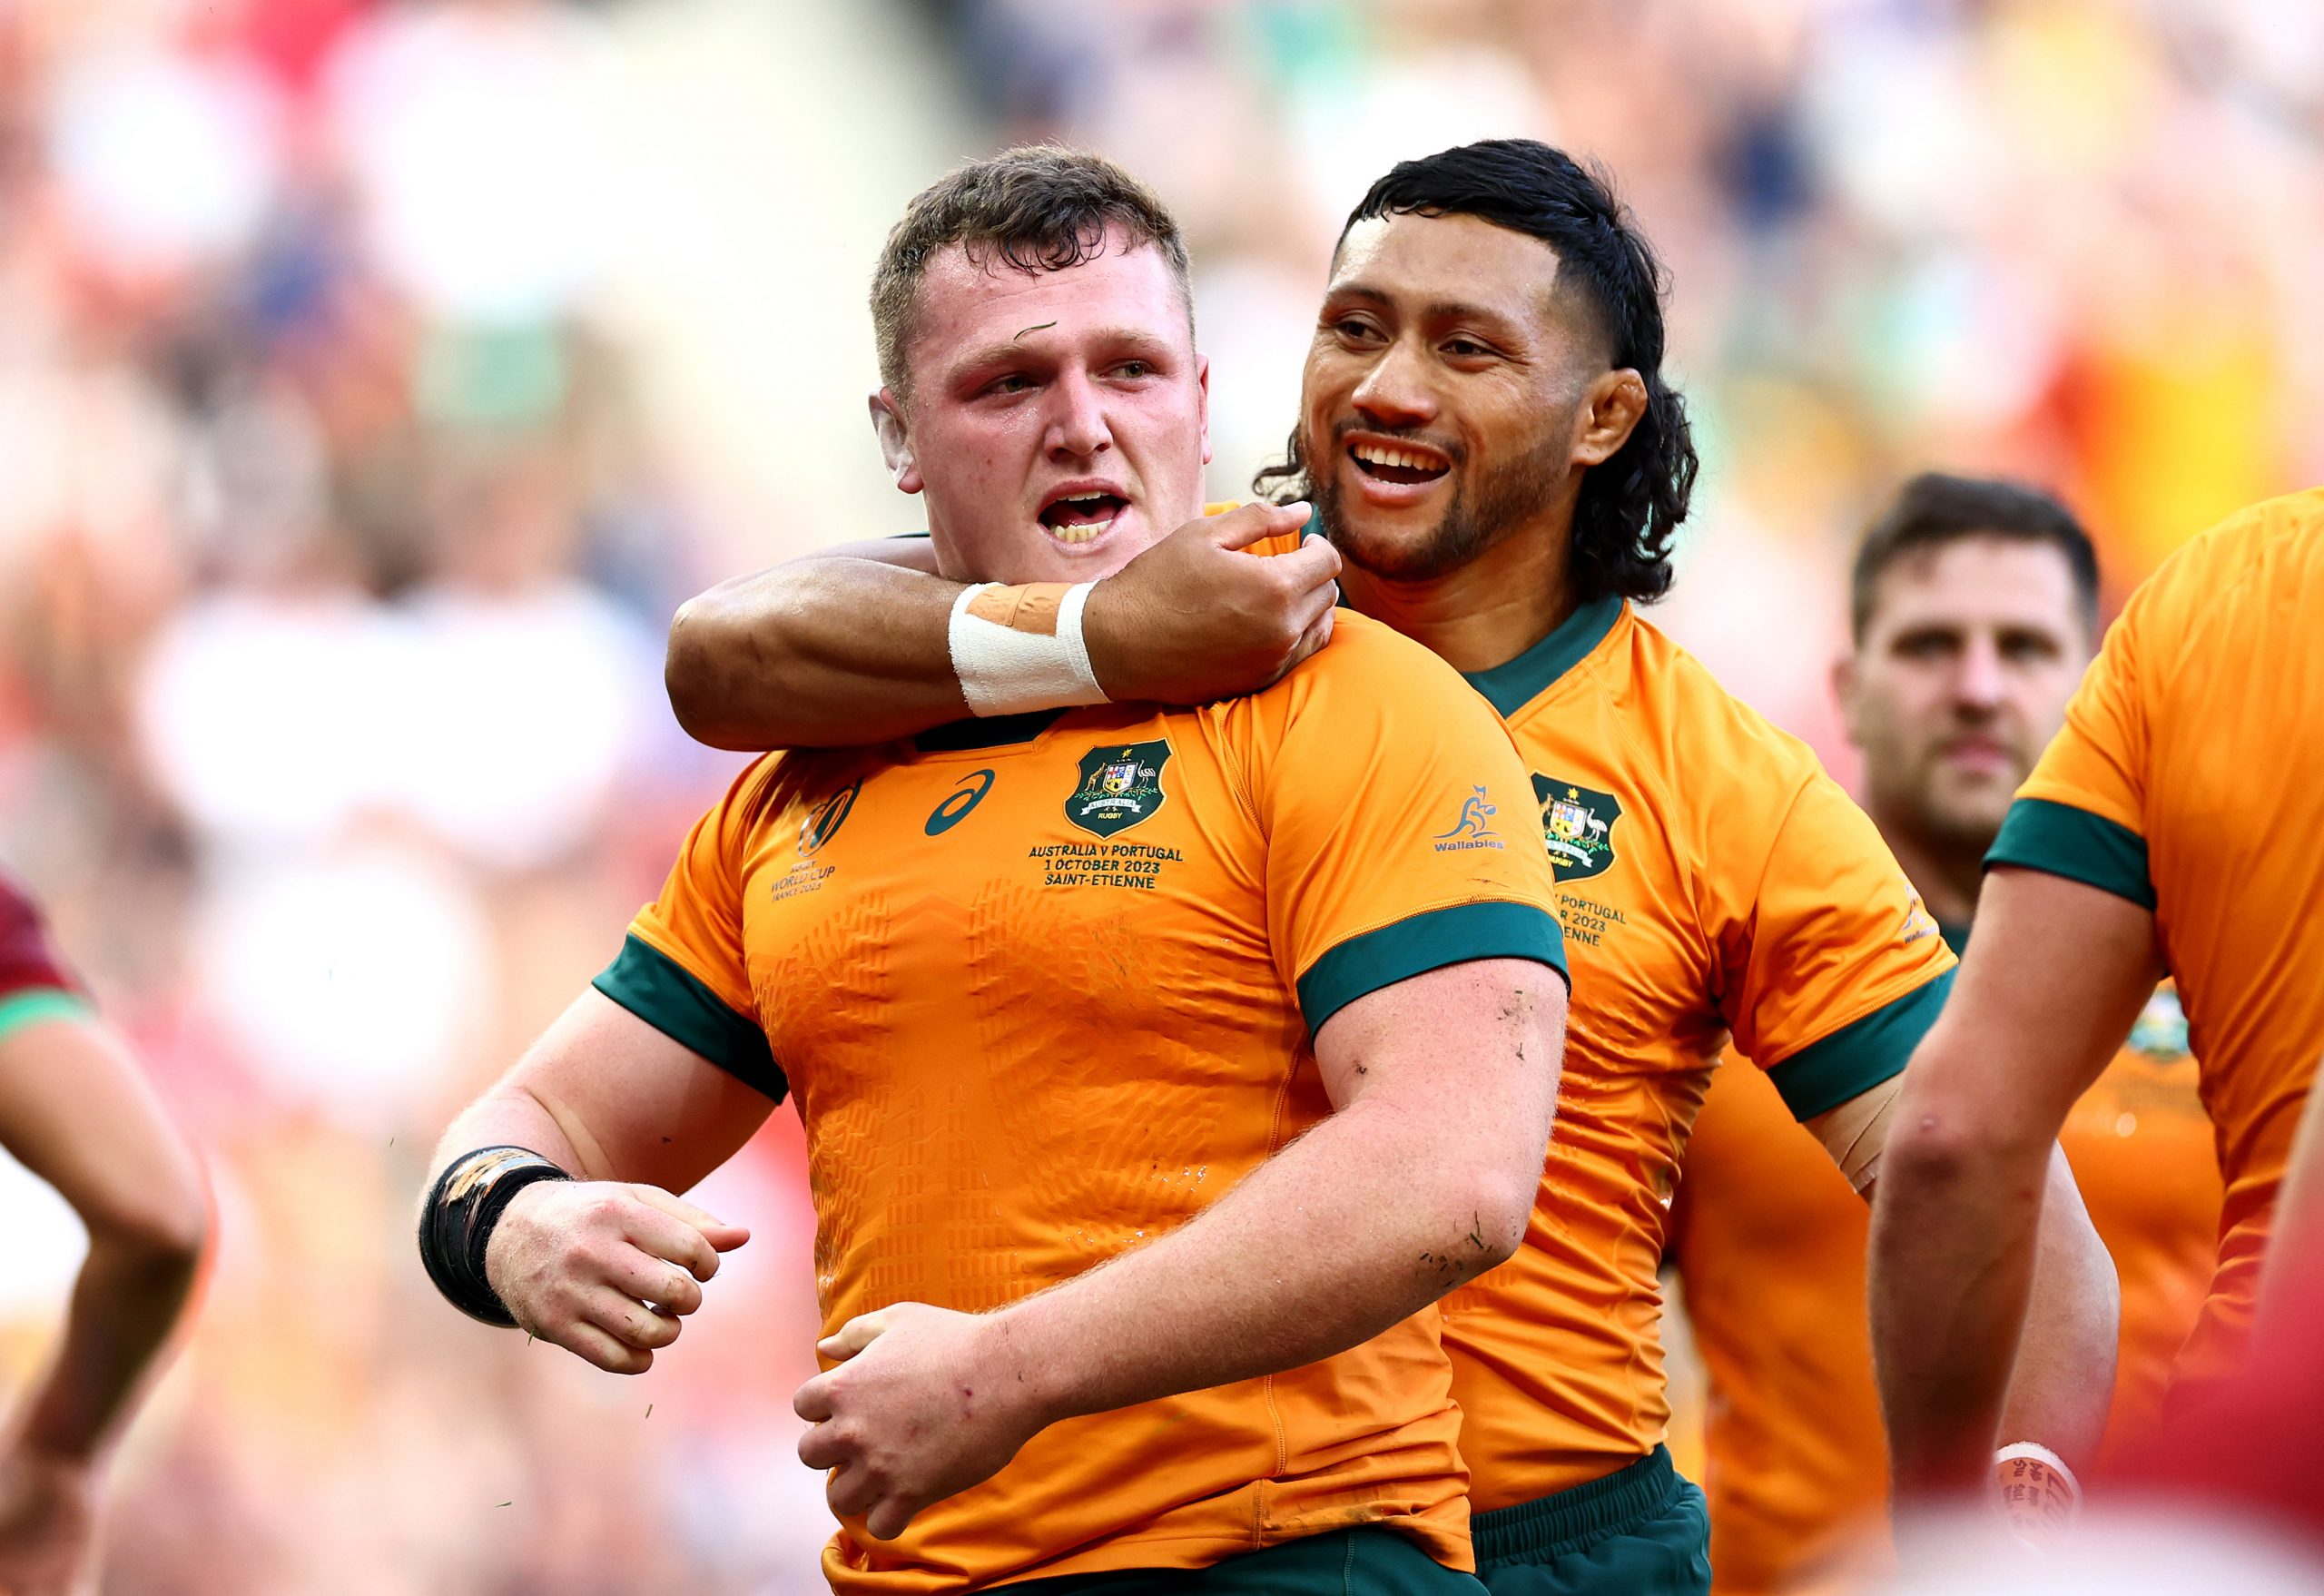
793, 1303, 1049, 1542
484, 1181, 748, 1374
0, 1439, 100, 1596
1083, 501, 1340, 705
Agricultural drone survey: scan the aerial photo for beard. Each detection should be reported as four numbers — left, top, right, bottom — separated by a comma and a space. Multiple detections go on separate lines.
1307, 419, 1571, 582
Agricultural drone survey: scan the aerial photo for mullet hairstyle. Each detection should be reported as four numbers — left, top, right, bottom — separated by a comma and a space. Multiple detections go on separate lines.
1850, 472, 2100, 643
870, 144, 1193, 399
1256, 138, 1699, 605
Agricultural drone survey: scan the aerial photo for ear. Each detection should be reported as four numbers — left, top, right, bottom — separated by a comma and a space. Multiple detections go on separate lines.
1832, 650, 1867, 750
1572, 368, 1649, 468
1196, 352, 1213, 467
869, 387, 922, 495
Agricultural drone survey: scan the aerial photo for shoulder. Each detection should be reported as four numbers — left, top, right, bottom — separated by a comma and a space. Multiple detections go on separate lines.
1256, 613, 1510, 738
1616, 613, 1827, 810
2132, 488, 2324, 634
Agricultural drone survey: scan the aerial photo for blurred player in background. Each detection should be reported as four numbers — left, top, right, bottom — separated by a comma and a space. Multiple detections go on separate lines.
0, 877, 209, 1596
1667, 474, 2222, 1593
662, 139, 2121, 1595
423, 148, 1570, 1593
1872, 488, 2324, 1498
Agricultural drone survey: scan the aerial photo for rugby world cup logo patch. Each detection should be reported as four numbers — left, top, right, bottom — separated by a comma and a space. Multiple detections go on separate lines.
1067, 740, 1172, 837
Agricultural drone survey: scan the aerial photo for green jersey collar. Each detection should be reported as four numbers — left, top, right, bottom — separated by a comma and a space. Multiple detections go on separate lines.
1462, 594, 1626, 718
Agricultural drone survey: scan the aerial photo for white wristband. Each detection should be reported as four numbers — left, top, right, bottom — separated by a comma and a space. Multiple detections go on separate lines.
948, 581, 1109, 717
1992, 1442, 2082, 1547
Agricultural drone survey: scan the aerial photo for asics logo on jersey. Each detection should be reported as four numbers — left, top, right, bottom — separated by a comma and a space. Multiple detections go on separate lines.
926, 770, 996, 837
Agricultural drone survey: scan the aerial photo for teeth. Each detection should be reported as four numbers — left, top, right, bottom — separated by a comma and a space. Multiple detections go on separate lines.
1053, 524, 1101, 545
1061, 491, 1107, 503
1353, 443, 1441, 472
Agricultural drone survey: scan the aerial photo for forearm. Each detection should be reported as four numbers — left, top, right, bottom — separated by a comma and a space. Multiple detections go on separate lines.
1869, 1116, 2053, 1494
18, 1227, 201, 1461
997, 1096, 1526, 1424
666, 560, 968, 750
1995, 1148, 2119, 1465
432, 1082, 596, 1182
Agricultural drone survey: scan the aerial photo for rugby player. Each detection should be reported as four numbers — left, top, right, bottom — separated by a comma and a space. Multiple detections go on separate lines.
422, 148, 1571, 1594
1667, 475, 2221, 1592
1870, 488, 2324, 1492
660, 139, 2120, 1595
0, 876, 209, 1596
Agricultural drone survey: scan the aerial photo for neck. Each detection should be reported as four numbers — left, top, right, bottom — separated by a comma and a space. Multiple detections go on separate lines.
1338, 522, 1577, 675
1871, 810, 1988, 928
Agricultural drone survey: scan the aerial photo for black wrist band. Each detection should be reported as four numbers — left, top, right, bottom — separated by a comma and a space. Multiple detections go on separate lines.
419, 1147, 574, 1327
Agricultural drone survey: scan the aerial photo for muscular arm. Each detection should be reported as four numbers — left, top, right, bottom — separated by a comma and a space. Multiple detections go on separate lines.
2257, 1036, 2324, 1345
1868, 867, 2155, 1496
428, 990, 777, 1374
0, 1013, 207, 1465
796, 956, 1568, 1537
665, 503, 1338, 751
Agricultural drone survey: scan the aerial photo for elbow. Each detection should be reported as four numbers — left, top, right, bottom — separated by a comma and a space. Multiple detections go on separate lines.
665, 595, 743, 750
86, 1176, 211, 1278
1442, 1164, 1534, 1273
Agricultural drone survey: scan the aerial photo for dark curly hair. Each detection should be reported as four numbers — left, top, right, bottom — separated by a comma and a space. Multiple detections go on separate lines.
1254, 139, 1698, 605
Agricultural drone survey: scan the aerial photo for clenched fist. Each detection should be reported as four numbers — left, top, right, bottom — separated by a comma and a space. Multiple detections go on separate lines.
793, 1303, 1051, 1542
486, 1181, 748, 1374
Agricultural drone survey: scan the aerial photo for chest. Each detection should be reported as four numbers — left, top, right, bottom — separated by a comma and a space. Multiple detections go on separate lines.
734, 730, 1300, 1101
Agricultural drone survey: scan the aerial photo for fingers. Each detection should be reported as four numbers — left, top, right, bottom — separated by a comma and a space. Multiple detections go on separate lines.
864, 1495, 924, 1542
629, 1185, 751, 1259
1203, 498, 1312, 550
1271, 522, 1341, 592
603, 1246, 705, 1315
1277, 606, 1336, 684
583, 1287, 684, 1353
793, 1369, 835, 1424
818, 1310, 889, 1364
554, 1316, 655, 1376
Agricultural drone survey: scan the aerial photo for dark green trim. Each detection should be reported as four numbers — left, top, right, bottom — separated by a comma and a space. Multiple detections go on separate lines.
1985, 796, 2156, 911
1297, 901, 1568, 1036
1462, 595, 1626, 718
592, 935, 786, 1103
0, 989, 88, 1043
915, 707, 1067, 753
1765, 969, 1954, 1121
1938, 921, 1971, 957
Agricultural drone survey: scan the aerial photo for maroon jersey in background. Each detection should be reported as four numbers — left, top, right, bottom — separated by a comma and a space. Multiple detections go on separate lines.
0, 873, 80, 1001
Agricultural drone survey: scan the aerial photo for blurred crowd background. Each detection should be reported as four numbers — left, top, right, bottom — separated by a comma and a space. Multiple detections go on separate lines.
0, 0, 2316, 1591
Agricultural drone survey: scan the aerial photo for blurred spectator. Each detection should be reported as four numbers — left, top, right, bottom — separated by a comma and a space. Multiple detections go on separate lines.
0, 0, 2319, 1590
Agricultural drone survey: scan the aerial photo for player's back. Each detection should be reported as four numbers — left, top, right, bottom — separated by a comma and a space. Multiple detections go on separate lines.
1992, 488, 2324, 1379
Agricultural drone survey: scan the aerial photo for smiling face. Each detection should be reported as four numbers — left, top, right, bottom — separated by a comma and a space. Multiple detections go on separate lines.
1299, 211, 1610, 581
874, 227, 1211, 586
1840, 534, 2095, 849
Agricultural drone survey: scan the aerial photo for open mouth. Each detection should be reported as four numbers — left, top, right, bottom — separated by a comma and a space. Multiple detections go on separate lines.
1039, 490, 1129, 545
1347, 438, 1452, 487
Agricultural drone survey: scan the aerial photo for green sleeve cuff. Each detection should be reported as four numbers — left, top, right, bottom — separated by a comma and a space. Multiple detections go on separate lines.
1985, 797, 2156, 911
1765, 969, 1954, 1120
592, 935, 787, 1104
1297, 901, 1569, 1036
0, 989, 90, 1044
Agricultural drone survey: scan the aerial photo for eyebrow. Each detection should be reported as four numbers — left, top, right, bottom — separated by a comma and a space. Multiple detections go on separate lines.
946, 326, 1179, 381
1326, 282, 1525, 330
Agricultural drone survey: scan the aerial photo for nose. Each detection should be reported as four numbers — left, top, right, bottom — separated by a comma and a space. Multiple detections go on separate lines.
1045, 367, 1112, 462
1953, 635, 2006, 710
1350, 335, 1438, 430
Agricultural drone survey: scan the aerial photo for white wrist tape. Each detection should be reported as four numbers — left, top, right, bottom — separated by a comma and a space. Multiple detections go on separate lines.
1992, 1441, 2082, 1547
948, 581, 1109, 717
